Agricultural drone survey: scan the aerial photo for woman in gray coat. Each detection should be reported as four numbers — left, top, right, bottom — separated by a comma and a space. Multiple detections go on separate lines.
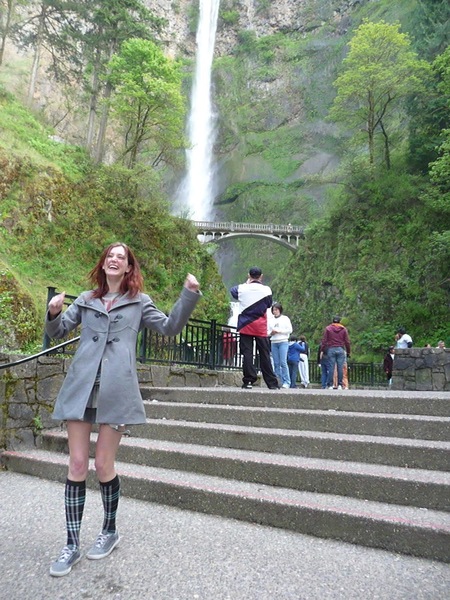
47, 242, 201, 577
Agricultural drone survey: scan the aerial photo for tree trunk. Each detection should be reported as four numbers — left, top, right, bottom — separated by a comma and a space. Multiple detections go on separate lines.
93, 39, 116, 164
93, 80, 112, 164
379, 120, 391, 170
0, 0, 15, 67
27, 4, 45, 104
86, 46, 102, 150
367, 91, 375, 165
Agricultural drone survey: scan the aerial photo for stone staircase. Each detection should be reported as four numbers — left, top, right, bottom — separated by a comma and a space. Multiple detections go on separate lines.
2, 386, 450, 562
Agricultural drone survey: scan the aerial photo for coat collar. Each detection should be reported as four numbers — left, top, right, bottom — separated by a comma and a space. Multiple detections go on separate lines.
77, 291, 142, 312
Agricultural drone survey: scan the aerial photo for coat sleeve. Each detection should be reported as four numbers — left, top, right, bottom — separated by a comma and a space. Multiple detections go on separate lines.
141, 287, 201, 336
45, 296, 83, 339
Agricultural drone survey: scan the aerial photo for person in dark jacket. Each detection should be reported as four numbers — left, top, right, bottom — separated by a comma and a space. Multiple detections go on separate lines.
321, 316, 351, 389
46, 242, 201, 577
383, 345, 395, 386
287, 335, 304, 388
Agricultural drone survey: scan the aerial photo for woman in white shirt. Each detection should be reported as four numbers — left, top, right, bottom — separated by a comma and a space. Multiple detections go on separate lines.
269, 303, 293, 388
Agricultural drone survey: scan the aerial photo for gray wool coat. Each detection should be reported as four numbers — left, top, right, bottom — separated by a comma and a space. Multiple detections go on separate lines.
45, 287, 201, 424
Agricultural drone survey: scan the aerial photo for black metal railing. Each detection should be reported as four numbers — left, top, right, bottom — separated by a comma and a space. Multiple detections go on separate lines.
0, 336, 81, 371
39, 287, 387, 386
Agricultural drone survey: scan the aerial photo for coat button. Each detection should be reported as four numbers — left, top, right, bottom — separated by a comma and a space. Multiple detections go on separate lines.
93, 336, 99, 342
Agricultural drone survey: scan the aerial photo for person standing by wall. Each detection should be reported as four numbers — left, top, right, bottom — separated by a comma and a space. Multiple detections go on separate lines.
269, 302, 293, 388
45, 242, 201, 577
230, 267, 279, 389
321, 316, 351, 390
395, 327, 413, 348
298, 335, 310, 388
383, 345, 395, 386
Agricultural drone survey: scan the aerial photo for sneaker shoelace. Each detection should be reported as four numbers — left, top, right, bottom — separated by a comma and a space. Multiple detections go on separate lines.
57, 546, 75, 562
95, 533, 110, 548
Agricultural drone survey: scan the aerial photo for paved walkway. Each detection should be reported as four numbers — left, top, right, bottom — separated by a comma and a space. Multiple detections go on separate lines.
0, 471, 449, 600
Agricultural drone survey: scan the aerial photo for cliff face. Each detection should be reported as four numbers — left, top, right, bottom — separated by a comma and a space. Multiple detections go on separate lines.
152, 0, 355, 56
153, 0, 357, 216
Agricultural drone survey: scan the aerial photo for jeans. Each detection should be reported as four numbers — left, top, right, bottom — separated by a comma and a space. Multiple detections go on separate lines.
271, 341, 290, 387
288, 360, 299, 388
326, 347, 346, 387
320, 356, 330, 388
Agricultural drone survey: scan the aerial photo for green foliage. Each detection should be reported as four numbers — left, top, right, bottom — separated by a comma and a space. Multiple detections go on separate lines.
409, 0, 450, 59
107, 38, 185, 169
220, 10, 239, 26
32, 414, 43, 434
0, 86, 90, 179
329, 20, 431, 168
0, 268, 40, 351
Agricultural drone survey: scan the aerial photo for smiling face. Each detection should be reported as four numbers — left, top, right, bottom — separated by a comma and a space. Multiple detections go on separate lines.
102, 245, 130, 281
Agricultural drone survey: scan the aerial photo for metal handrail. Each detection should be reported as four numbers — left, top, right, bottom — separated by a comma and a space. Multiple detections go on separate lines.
0, 336, 81, 370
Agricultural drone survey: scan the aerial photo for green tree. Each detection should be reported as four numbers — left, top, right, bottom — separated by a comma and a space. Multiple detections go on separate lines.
329, 20, 430, 169
74, 0, 164, 162
107, 38, 185, 170
410, 0, 450, 60
408, 43, 450, 173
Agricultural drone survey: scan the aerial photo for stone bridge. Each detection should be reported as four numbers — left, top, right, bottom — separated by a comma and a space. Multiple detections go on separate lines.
192, 221, 305, 251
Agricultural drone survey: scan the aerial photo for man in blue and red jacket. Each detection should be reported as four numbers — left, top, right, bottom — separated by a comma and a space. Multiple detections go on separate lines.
230, 267, 279, 389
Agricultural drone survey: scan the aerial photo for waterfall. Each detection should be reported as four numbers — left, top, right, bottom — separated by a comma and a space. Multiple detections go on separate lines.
177, 0, 220, 221
228, 301, 240, 328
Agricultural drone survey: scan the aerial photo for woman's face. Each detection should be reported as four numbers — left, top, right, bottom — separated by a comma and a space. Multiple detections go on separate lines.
272, 306, 281, 317
102, 245, 130, 279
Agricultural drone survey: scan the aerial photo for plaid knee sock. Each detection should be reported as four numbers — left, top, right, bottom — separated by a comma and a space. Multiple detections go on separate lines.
100, 475, 120, 534
65, 479, 86, 548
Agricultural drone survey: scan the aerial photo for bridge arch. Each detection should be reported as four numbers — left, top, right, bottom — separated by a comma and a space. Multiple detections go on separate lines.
192, 221, 304, 252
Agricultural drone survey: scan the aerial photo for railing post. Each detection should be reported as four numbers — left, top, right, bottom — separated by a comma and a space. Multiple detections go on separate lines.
210, 319, 217, 370
42, 287, 57, 350
138, 328, 147, 363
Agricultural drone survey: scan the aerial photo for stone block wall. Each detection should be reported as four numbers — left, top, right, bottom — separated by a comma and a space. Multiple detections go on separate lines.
392, 348, 450, 391
0, 353, 241, 451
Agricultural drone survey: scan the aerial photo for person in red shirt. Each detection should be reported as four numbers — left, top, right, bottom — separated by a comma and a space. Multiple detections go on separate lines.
320, 316, 351, 390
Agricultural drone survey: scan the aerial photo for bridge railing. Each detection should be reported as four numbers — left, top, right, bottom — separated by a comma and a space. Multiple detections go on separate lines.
40, 288, 386, 387
193, 221, 304, 235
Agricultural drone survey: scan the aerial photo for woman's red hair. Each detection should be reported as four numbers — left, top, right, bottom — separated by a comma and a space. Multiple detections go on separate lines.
89, 242, 144, 299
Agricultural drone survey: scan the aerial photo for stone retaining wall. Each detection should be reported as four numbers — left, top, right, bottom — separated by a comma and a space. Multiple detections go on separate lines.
0, 353, 240, 451
392, 348, 450, 391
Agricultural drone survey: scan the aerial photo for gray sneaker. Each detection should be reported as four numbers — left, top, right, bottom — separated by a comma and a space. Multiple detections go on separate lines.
49, 545, 81, 577
86, 531, 120, 560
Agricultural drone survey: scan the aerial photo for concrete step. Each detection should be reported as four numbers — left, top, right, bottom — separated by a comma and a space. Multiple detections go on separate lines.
143, 401, 450, 441
39, 430, 450, 512
1, 447, 449, 563
141, 387, 450, 416
131, 418, 450, 471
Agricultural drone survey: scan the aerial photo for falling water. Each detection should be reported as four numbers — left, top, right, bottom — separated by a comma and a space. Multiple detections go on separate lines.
178, 0, 220, 221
